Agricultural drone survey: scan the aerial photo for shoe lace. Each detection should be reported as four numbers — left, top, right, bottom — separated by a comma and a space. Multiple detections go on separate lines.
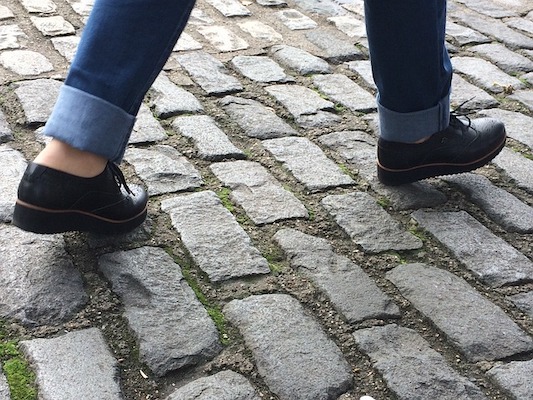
108, 162, 134, 195
449, 97, 475, 130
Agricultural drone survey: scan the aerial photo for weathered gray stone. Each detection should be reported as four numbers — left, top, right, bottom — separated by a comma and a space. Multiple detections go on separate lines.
173, 32, 202, 51
124, 145, 203, 196
387, 263, 533, 361
509, 291, 533, 319
412, 210, 533, 287
0, 24, 28, 50
0, 50, 53, 76
262, 136, 354, 191
270, 44, 331, 75
0, 5, 14, 20
197, 25, 249, 52
231, 55, 289, 83
274, 228, 400, 322
0, 225, 87, 325
99, 247, 222, 376
508, 89, 533, 111
21, 328, 122, 400
149, 73, 203, 117
313, 74, 375, 112
161, 191, 270, 282
445, 21, 490, 45
276, 9, 317, 30
372, 181, 447, 211
327, 15, 367, 43
293, 0, 345, 16
224, 294, 353, 399
66, 0, 93, 18
451, 56, 524, 94
30, 15, 75, 36
471, 43, 533, 74
205, 0, 251, 17
0, 371, 9, 400
353, 324, 487, 400
50, 35, 80, 62
14, 79, 62, 123
345, 60, 376, 89
172, 115, 244, 160
165, 370, 261, 400
456, 0, 518, 18
187, 8, 214, 25
450, 74, 499, 110
321, 192, 423, 253
487, 359, 533, 399
318, 130, 376, 180
129, 104, 167, 144
176, 51, 243, 94
295, 110, 341, 128
494, 147, 533, 193
21, 0, 57, 13
237, 20, 283, 44
0, 145, 26, 222
506, 16, 533, 36
256, 0, 286, 5
219, 95, 298, 139
306, 29, 365, 63
210, 161, 308, 224
0, 110, 13, 143
452, 10, 533, 50
478, 108, 533, 150
444, 173, 533, 233
264, 84, 334, 119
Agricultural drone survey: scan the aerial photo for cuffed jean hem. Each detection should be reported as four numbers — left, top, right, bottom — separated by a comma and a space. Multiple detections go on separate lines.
42, 84, 135, 163
377, 93, 450, 143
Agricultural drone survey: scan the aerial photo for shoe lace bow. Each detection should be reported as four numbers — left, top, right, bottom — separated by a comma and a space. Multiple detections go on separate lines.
108, 162, 134, 195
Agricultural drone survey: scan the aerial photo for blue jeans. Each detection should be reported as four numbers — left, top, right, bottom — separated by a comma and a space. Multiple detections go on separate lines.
43, 0, 196, 163
43, 0, 451, 162
365, 0, 452, 143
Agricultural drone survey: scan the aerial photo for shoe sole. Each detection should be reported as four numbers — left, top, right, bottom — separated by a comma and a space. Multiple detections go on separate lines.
12, 200, 148, 235
377, 135, 506, 186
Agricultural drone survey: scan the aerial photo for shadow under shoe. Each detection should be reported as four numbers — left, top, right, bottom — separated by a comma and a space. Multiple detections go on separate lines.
377, 116, 506, 186
13, 162, 148, 234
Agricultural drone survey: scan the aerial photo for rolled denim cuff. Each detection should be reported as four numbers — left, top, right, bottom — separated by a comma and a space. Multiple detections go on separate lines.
43, 85, 135, 163
377, 93, 450, 143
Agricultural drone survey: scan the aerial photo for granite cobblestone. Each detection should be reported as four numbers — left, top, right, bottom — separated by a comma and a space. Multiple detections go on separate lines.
1, 0, 533, 399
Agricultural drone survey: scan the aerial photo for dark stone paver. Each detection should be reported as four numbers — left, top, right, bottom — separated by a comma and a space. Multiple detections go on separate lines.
210, 160, 309, 224
413, 210, 533, 286
274, 228, 400, 322
354, 324, 487, 400
224, 294, 353, 400
387, 263, 533, 361
322, 192, 423, 253
124, 145, 203, 196
99, 247, 222, 376
165, 370, 261, 400
219, 95, 298, 139
161, 191, 270, 281
0, 225, 87, 325
262, 136, 354, 191
21, 328, 122, 400
487, 360, 533, 399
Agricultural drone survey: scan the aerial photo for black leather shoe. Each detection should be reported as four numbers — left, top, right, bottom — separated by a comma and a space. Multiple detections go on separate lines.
377, 116, 506, 186
13, 162, 148, 234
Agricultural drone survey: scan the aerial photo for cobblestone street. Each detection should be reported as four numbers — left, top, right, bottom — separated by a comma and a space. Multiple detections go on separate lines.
1, 0, 533, 399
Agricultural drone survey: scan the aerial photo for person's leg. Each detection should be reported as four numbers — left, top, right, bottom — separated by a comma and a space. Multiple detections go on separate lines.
365, 0, 451, 143
365, 0, 506, 185
13, 0, 196, 234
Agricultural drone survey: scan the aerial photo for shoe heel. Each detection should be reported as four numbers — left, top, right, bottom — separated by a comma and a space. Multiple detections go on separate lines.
12, 203, 72, 234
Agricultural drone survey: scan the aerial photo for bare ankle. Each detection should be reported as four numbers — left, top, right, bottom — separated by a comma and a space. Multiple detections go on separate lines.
34, 139, 108, 178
